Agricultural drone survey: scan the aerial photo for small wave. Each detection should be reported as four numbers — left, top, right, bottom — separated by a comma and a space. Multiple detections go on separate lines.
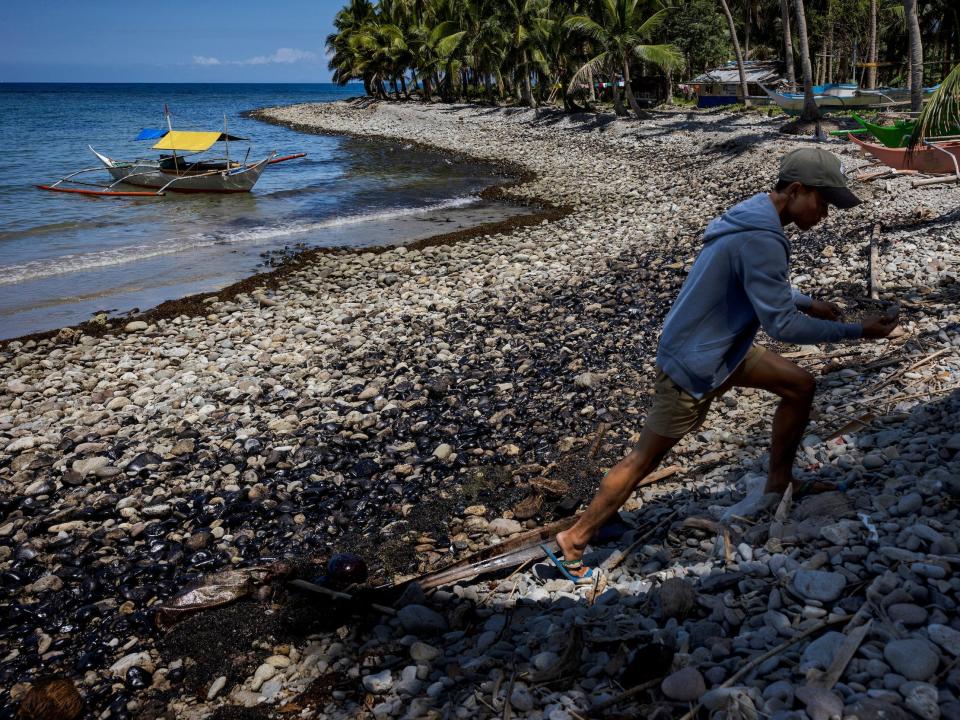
0, 197, 479, 285
0, 218, 122, 242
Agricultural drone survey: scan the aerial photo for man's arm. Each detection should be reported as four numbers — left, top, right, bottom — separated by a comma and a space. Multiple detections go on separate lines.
740, 236, 863, 344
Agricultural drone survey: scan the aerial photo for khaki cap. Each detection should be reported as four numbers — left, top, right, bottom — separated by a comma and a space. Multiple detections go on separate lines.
779, 148, 861, 209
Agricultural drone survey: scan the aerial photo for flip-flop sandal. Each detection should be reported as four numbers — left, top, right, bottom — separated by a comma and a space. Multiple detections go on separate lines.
540, 544, 602, 587
794, 478, 848, 498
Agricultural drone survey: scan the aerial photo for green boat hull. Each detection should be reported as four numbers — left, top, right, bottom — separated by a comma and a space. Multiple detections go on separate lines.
852, 114, 915, 148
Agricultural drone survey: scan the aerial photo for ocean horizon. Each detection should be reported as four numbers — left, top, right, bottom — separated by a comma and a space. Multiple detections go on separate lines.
0, 83, 522, 340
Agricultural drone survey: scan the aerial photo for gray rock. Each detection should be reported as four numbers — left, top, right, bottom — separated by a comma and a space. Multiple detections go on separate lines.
942, 703, 960, 720
660, 667, 706, 702
362, 669, 393, 694
410, 641, 441, 662
27, 574, 64, 593
793, 570, 846, 602
531, 651, 559, 673
845, 698, 913, 720
928, 624, 960, 656
394, 665, 422, 696
510, 684, 535, 712
488, 517, 523, 536
904, 683, 940, 720
796, 686, 843, 720
397, 605, 447, 635
763, 680, 795, 710
884, 638, 940, 681
800, 631, 845, 672
887, 603, 928, 626
862, 453, 886, 469
896, 492, 923, 515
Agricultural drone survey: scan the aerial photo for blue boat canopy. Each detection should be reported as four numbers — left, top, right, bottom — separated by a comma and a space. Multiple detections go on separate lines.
136, 128, 169, 141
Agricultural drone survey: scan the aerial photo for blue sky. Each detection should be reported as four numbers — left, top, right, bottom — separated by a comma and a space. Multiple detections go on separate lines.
2, 1, 345, 82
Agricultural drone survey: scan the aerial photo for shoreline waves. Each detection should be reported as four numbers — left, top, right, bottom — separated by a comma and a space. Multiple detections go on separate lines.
1, 100, 959, 719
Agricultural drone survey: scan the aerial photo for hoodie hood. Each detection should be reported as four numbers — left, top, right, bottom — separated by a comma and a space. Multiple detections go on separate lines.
703, 193, 787, 251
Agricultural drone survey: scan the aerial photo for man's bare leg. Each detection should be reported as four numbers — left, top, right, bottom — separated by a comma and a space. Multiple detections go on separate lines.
721, 349, 820, 494
555, 351, 821, 574
555, 428, 679, 569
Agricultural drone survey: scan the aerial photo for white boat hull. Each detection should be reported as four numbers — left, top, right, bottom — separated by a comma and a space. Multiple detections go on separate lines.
99, 156, 270, 193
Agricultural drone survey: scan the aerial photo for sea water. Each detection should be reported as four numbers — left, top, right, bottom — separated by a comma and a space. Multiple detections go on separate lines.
0, 83, 526, 339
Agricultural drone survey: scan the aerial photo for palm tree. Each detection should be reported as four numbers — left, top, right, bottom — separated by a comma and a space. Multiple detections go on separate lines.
904, 0, 923, 111
793, 0, 820, 121
867, 0, 877, 88
326, 0, 377, 94
501, 0, 551, 107
565, 0, 682, 120
717, 0, 750, 105
909, 62, 959, 145
780, 0, 796, 85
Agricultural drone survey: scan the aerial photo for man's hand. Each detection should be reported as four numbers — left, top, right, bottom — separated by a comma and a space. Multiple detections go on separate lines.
861, 313, 899, 339
806, 299, 844, 321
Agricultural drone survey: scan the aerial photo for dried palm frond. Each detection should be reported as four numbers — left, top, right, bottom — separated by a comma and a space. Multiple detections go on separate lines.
909, 62, 960, 147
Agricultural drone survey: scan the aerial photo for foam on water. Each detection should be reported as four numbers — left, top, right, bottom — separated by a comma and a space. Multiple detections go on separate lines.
0, 196, 478, 286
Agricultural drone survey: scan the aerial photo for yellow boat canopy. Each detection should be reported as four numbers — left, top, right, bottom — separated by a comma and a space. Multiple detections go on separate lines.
152, 131, 223, 152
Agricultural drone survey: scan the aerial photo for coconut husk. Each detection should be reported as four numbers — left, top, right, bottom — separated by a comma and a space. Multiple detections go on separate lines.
656, 577, 695, 620
18, 677, 83, 720
512, 493, 542, 520
529, 476, 572, 496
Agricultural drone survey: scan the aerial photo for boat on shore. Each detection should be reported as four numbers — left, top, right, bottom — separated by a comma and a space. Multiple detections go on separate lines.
850, 114, 916, 148
37, 109, 306, 197
760, 83, 936, 114
848, 132, 960, 175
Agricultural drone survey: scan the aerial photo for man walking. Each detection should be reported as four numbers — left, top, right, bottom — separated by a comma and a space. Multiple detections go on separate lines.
550, 148, 898, 583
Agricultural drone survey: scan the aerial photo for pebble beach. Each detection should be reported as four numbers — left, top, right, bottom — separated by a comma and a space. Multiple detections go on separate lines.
2, 99, 960, 719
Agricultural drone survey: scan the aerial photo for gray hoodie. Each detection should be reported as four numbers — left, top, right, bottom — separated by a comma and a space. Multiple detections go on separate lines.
657, 193, 862, 398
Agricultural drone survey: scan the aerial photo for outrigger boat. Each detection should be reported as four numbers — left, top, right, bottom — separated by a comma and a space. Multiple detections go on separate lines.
37, 109, 305, 197
760, 83, 937, 114
848, 132, 960, 175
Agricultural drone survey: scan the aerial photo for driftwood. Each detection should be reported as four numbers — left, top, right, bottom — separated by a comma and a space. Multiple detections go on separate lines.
808, 620, 872, 690
289, 579, 397, 616
407, 515, 579, 591
862, 347, 950, 395
868, 223, 882, 300
589, 677, 663, 714
912, 173, 960, 187
602, 509, 680, 572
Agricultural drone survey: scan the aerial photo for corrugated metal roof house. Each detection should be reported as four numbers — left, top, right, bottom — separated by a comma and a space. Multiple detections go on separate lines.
688, 60, 782, 107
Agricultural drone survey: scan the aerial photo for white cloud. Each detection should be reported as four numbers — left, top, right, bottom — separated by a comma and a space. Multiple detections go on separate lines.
192, 48, 317, 67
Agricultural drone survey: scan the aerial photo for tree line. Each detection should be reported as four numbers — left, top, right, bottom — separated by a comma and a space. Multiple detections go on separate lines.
326, 0, 958, 118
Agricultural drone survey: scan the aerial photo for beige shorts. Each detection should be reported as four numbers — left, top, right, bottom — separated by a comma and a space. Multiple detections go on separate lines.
646, 345, 767, 439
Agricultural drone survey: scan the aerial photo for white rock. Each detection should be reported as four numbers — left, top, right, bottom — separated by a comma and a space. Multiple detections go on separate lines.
207, 675, 227, 700
249, 663, 277, 691
110, 652, 154, 677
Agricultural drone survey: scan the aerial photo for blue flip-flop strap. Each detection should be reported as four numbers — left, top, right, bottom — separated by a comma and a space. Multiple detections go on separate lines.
540, 545, 594, 583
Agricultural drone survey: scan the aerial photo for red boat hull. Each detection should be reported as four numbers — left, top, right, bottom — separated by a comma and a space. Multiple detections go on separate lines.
849, 134, 960, 174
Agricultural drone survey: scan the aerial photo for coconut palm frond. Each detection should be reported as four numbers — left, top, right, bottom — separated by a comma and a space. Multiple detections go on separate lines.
568, 52, 610, 93
909, 62, 960, 147
563, 15, 606, 42
634, 7, 671, 38
631, 43, 683, 71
